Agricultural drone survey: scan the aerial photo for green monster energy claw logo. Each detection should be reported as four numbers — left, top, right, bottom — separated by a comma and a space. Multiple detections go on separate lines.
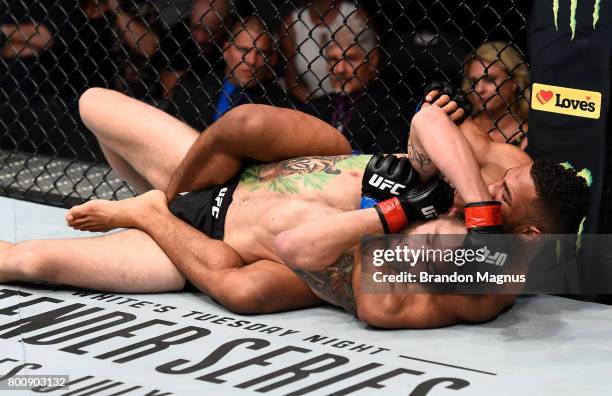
553, 0, 602, 40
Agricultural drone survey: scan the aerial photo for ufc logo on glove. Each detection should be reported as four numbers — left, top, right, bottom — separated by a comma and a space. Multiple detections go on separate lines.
368, 174, 407, 195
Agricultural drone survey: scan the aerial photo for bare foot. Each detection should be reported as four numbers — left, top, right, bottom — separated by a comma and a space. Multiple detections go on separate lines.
0, 241, 15, 283
65, 190, 169, 232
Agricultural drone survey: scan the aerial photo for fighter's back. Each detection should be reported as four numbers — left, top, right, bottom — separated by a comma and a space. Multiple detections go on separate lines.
223, 155, 370, 263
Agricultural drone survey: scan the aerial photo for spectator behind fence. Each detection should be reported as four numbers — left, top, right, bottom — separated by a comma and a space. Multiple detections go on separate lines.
462, 41, 530, 148
0, 0, 57, 103
170, 15, 293, 131
53, 0, 161, 104
156, 0, 230, 99
304, 14, 412, 154
0, 1, 74, 157
279, 0, 365, 102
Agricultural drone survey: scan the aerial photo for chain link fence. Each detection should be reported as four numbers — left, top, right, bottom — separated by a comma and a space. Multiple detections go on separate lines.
0, 0, 531, 208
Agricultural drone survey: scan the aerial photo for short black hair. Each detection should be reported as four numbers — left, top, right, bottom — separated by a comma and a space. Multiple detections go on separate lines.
530, 159, 591, 234
230, 15, 268, 39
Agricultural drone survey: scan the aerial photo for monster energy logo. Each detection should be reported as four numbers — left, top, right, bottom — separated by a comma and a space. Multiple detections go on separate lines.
553, 0, 602, 40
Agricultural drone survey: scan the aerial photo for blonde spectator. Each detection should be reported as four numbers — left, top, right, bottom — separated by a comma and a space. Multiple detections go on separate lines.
463, 41, 530, 148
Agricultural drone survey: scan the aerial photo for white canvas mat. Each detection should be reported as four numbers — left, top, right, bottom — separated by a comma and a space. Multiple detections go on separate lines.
0, 197, 611, 395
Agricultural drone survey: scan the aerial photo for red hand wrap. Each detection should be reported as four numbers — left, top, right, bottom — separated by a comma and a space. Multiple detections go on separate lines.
376, 197, 408, 233
464, 201, 502, 229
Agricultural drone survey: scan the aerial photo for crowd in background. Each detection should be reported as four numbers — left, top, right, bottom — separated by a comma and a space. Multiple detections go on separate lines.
0, 0, 531, 161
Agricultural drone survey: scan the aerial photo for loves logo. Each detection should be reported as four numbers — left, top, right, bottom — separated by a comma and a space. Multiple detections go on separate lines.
554, 93, 596, 112
536, 90, 554, 104
531, 83, 601, 119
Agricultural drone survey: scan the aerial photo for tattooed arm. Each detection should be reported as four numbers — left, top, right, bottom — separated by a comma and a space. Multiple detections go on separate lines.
351, 243, 516, 328
409, 105, 491, 203
290, 244, 515, 328
356, 288, 515, 328
292, 251, 358, 314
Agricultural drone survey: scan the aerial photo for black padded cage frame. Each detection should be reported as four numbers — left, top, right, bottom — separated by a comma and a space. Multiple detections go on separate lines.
0, 0, 531, 208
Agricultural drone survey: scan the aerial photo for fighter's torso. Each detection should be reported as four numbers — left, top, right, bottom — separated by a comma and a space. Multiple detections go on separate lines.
222, 147, 523, 264
223, 155, 370, 263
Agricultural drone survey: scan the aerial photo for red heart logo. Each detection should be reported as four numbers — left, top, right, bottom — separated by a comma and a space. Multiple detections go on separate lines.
586, 96, 591, 100
536, 90, 553, 104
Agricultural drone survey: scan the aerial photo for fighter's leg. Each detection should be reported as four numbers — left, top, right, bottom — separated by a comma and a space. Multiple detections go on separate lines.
99, 145, 154, 193
202, 259, 322, 314
0, 230, 186, 292
214, 104, 352, 161
167, 104, 352, 198
78, 87, 199, 193
0, 236, 318, 314
80, 89, 350, 195
0, 241, 12, 282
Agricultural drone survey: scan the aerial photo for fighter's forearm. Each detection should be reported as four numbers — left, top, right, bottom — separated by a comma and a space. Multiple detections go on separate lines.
274, 208, 383, 271
135, 204, 242, 292
409, 105, 491, 203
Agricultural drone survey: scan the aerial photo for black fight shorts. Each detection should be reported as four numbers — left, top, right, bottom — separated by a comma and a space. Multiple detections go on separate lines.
169, 174, 240, 241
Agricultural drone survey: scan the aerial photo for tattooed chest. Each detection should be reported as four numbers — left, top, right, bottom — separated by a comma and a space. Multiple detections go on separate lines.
239, 155, 370, 195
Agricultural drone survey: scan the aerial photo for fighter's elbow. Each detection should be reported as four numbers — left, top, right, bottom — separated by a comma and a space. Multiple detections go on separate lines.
357, 294, 458, 329
356, 295, 400, 328
358, 304, 417, 329
456, 295, 513, 324
274, 231, 303, 269
357, 304, 387, 328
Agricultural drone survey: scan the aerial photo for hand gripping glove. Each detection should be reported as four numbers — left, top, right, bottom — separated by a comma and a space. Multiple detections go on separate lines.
417, 80, 473, 123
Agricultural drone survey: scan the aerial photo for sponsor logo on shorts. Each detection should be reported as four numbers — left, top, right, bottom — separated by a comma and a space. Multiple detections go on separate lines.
368, 174, 407, 195
211, 187, 228, 219
531, 83, 601, 119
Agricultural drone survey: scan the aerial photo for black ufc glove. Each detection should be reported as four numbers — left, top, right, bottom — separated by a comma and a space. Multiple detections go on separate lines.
375, 177, 454, 233
419, 80, 473, 124
361, 154, 419, 209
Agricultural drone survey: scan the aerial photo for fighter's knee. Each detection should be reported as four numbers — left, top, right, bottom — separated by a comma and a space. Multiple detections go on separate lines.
5, 241, 51, 281
222, 104, 267, 138
79, 88, 105, 112
79, 88, 111, 126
